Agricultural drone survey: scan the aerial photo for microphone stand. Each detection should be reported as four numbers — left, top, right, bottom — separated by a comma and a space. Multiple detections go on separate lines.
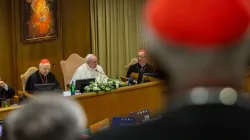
95, 69, 106, 75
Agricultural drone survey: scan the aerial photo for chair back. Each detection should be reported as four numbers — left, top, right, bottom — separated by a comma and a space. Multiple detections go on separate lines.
20, 67, 38, 92
130, 72, 139, 81
125, 58, 138, 70
129, 109, 151, 124
60, 54, 86, 90
130, 72, 160, 82
111, 117, 136, 128
90, 118, 109, 134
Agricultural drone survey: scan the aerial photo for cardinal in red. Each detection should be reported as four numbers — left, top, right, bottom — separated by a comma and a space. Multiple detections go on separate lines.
88, 0, 250, 140
25, 59, 60, 93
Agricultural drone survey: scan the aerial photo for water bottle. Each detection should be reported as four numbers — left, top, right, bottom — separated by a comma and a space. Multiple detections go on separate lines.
4, 100, 8, 107
71, 81, 75, 95
128, 77, 133, 85
141, 76, 145, 83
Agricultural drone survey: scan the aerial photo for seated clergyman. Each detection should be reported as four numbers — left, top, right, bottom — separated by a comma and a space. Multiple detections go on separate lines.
72, 54, 108, 83
0, 80, 15, 106
126, 50, 155, 83
126, 50, 155, 78
25, 59, 60, 93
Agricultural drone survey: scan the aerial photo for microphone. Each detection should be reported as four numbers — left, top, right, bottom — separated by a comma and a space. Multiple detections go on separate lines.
95, 69, 106, 75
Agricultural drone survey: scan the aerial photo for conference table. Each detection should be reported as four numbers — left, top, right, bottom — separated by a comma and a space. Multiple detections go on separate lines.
0, 79, 166, 126
2, 71, 250, 126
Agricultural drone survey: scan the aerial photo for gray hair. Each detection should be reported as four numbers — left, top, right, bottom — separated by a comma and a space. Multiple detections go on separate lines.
5, 94, 87, 140
86, 54, 94, 63
39, 63, 51, 68
144, 26, 250, 91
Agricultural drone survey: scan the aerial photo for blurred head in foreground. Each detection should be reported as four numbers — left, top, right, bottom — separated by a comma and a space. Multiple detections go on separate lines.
143, 0, 250, 92
5, 94, 87, 140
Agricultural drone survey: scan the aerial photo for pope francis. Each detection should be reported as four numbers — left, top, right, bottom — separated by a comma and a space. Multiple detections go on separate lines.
72, 54, 108, 83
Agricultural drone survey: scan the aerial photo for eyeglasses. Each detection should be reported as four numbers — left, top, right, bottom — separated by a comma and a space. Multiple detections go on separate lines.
89, 61, 99, 64
137, 56, 146, 59
42, 68, 50, 71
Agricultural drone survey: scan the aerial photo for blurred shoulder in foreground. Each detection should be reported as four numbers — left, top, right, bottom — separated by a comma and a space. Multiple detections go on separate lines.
87, 0, 250, 139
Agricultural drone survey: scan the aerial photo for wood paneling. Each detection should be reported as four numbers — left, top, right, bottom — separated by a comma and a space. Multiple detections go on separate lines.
61, 0, 91, 58
0, 0, 91, 91
0, 0, 13, 85
12, 0, 64, 91
0, 81, 165, 126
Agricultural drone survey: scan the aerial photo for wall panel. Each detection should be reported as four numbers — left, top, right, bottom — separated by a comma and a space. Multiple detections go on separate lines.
0, 0, 13, 85
61, 0, 91, 58
0, 0, 91, 91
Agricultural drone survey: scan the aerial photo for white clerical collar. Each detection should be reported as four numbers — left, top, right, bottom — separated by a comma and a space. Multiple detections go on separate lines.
139, 63, 146, 67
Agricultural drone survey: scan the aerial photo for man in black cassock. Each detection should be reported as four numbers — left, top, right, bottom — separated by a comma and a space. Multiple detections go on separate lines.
126, 50, 154, 83
87, 0, 250, 140
25, 59, 60, 93
0, 80, 15, 106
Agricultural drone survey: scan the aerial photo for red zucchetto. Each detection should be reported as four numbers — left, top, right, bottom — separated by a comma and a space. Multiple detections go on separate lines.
40, 59, 50, 64
144, 0, 250, 50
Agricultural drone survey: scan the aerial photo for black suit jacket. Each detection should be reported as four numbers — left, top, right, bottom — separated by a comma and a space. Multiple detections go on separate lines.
87, 104, 250, 140
0, 86, 15, 100
126, 63, 155, 78
25, 70, 60, 92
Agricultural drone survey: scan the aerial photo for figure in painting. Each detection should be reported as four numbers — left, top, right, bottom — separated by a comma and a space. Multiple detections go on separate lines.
26, 0, 52, 38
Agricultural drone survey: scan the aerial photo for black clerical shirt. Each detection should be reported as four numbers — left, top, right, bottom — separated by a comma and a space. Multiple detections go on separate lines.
0, 86, 15, 107
126, 63, 155, 78
0, 86, 15, 99
25, 70, 60, 93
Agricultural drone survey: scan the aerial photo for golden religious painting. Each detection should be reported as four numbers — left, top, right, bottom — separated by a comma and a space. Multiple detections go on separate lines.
21, 0, 58, 43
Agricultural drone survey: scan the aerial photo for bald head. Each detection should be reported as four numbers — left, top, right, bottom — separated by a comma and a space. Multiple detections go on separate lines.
138, 51, 146, 56
145, 26, 250, 91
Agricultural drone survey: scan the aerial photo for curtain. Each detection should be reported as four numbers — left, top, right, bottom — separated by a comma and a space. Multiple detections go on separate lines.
90, 0, 147, 78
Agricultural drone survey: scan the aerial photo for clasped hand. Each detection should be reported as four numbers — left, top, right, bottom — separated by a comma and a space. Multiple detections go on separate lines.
0, 81, 6, 88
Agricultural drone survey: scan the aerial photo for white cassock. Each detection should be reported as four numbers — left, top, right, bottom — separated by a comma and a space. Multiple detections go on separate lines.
72, 63, 108, 83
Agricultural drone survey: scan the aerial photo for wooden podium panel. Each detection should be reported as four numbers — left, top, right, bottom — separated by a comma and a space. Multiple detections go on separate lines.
0, 81, 166, 126
0, 106, 20, 120
73, 81, 165, 125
